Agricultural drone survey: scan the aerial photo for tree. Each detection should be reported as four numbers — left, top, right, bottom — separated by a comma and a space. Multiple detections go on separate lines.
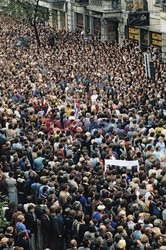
0, 202, 10, 232
7, 0, 41, 48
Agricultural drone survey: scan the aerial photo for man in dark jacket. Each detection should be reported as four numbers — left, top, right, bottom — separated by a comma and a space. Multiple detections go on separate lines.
25, 205, 37, 235
50, 205, 65, 250
25, 204, 37, 250
41, 208, 51, 249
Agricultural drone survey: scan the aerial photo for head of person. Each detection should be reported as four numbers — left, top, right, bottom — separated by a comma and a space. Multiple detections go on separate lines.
70, 239, 77, 249
17, 215, 25, 223
116, 239, 126, 250
28, 204, 35, 213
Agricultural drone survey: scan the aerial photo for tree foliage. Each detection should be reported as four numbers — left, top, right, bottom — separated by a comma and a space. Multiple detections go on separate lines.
6, 0, 41, 47
7, 0, 34, 20
0, 202, 10, 232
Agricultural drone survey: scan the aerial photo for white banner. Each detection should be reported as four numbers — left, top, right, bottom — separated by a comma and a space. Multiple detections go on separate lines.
105, 159, 139, 172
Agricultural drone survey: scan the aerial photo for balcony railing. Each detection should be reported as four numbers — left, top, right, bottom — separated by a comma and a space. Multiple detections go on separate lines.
90, 0, 102, 6
42, 0, 65, 3
75, 0, 89, 3
74, 0, 89, 5
89, 0, 121, 10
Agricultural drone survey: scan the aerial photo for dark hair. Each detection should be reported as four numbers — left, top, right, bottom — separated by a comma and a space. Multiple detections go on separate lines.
82, 238, 90, 248
89, 224, 96, 233
135, 223, 142, 230
84, 215, 90, 224
76, 211, 84, 222
28, 204, 35, 211
7, 238, 14, 247
9, 171, 14, 178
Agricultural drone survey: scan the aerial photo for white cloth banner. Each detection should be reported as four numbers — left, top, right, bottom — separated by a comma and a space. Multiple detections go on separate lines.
105, 159, 139, 172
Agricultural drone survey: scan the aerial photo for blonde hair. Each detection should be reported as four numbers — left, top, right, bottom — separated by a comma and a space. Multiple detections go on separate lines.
17, 215, 25, 222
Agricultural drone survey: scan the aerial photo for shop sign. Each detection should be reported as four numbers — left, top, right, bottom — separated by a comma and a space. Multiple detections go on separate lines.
151, 32, 162, 47
128, 27, 139, 41
128, 12, 149, 26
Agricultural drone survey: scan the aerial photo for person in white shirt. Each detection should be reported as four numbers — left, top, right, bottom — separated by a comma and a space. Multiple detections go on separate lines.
156, 135, 166, 153
91, 90, 98, 103
23, 196, 35, 213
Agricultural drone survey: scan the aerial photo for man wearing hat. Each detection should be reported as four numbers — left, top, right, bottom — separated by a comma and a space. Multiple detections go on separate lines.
93, 205, 105, 223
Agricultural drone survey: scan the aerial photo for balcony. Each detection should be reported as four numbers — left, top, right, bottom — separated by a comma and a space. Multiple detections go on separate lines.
88, 0, 121, 12
154, 0, 166, 10
74, 0, 89, 6
43, 0, 65, 2
39, 0, 66, 10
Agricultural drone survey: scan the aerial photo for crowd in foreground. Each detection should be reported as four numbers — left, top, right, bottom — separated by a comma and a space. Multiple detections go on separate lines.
0, 14, 166, 250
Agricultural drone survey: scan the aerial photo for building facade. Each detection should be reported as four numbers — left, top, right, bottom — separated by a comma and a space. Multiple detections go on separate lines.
38, 0, 123, 43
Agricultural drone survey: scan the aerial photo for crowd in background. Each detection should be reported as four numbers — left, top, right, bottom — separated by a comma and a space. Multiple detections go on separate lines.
0, 15, 166, 250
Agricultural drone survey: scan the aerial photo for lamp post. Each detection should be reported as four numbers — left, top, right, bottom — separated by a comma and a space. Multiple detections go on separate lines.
144, 51, 155, 80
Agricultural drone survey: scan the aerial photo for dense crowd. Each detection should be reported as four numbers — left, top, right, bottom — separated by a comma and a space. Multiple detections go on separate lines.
0, 14, 166, 250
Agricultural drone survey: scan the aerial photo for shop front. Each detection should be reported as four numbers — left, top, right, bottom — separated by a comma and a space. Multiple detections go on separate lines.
126, 26, 162, 51
107, 20, 118, 42
76, 13, 83, 29
60, 11, 66, 28
93, 17, 101, 35
150, 32, 162, 47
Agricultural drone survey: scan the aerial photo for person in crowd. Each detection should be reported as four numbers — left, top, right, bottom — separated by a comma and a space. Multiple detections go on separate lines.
50, 205, 65, 250
40, 208, 51, 249
5, 172, 18, 205
15, 215, 29, 240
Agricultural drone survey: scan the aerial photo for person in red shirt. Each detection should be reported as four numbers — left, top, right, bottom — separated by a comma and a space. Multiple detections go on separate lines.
57, 144, 65, 159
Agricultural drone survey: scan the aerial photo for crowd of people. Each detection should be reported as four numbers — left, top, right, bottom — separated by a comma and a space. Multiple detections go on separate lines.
0, 14, 166, 250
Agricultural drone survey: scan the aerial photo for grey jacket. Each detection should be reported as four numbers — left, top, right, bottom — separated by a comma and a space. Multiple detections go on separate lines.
6, 177, 17, 193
